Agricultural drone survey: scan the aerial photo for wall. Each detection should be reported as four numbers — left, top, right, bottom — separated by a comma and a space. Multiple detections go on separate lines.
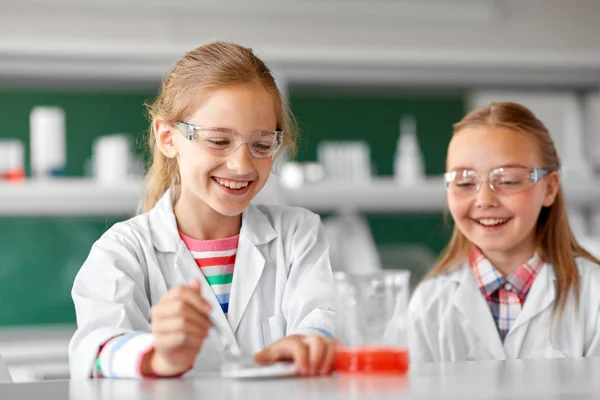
1, 1, 599, 87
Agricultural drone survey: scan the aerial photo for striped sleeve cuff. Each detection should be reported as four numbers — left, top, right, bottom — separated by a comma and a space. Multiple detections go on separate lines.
291, 327, 334, 339
96, 332, 155, 379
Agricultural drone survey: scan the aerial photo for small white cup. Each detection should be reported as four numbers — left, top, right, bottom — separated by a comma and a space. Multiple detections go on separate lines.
0, 139, 25, 182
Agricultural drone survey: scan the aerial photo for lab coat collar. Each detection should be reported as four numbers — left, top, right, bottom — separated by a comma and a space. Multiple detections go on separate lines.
443, 258, 561, 358
451, 262, 507, 360
148, 188, 278, 253
438, 262, 466, 283
505, 262, 556, 345
438, 257, 560, 284
148, 188, 278, 347
147, 189, 180, 253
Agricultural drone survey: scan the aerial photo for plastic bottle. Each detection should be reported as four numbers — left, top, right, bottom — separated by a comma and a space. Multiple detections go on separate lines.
30, 106, 66, 178
394, 115, 425, 185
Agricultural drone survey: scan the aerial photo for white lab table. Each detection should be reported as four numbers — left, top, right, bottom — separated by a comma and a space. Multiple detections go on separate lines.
1, 357, 599, 399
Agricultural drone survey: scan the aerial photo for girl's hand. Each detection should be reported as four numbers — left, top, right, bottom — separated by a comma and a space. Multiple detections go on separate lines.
141, 280, 212, 377
254, 334, 335, 376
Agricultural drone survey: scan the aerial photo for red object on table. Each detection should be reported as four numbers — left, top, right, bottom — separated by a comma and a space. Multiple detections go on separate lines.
334, 347, 409, 374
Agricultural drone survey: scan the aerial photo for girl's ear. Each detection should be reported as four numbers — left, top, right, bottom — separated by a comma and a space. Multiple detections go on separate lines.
154, 119, 179, 158
542, 171, 560, 207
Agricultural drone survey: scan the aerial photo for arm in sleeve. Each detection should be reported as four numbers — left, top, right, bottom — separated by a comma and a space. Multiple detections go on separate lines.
582, 264, 600, 357
69, 225, 155, 379
94, 332, 155, 378
282, 213, 336, 339
584, 295, 600, 357
407, 286, 436, 364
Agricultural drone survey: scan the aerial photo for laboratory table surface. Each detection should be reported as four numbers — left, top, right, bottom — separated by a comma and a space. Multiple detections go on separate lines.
1, 357, 599, 399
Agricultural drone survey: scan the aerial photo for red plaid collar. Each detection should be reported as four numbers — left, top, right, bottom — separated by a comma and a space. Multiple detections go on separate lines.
468, 247, 545, 302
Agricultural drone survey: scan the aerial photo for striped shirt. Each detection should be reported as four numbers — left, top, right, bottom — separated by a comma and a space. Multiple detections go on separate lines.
469, 247, 545, 341
179, 232, 239, 315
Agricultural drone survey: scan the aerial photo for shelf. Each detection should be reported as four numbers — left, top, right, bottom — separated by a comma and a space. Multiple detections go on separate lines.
281, 177, 447, 213
0, 177, 448, 216
281, 177, 600, 213
0, 178, 144, 217
1, 177, 599, 217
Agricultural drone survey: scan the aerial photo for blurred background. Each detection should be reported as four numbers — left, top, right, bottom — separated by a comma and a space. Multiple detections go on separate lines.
1, 0, 600, 382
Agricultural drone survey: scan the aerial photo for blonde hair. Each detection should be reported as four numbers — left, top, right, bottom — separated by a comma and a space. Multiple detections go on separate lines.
143, 41, 298, 211
428, 102, 600, 314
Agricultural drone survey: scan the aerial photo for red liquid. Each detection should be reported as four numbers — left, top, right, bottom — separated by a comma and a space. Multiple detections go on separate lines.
0, 168, 25, 184
334, 347, 409, 375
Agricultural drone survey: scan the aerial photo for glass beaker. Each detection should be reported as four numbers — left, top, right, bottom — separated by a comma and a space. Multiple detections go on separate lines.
333, 270, 410, 374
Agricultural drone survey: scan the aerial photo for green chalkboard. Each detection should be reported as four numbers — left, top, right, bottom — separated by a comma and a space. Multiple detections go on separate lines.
0, 89, 156, 326
0, 217, 124, 325
0, 87, 465, 326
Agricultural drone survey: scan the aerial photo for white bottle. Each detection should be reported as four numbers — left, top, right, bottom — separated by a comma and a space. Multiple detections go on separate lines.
30, 106, 66, 178
92, 134, 132, 185
394, 115, 425, 185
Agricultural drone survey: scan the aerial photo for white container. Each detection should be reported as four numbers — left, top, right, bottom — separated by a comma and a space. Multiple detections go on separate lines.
92, 134, 132, 185
30, 106, 66, 178
0, 139, 25, 182
394, 115, 425, 185
317, 141, 371, 183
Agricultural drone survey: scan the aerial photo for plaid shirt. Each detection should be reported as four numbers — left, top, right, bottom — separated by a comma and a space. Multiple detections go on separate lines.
468, 247, 545, 341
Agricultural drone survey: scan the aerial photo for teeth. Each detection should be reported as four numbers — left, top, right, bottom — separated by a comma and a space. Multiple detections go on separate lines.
478, 218, 508, 226
215, 178, 249, 190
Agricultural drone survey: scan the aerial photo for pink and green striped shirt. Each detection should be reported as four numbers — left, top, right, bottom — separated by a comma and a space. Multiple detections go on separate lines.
179, 232, 239, 315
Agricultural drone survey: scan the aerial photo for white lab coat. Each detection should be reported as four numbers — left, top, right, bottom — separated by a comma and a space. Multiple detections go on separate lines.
69, 190, 336, 378
408, 257, 600, 363
0, 354, 11, 383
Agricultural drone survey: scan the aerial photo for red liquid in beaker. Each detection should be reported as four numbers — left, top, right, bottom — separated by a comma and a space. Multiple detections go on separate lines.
334, 347, 409, 375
